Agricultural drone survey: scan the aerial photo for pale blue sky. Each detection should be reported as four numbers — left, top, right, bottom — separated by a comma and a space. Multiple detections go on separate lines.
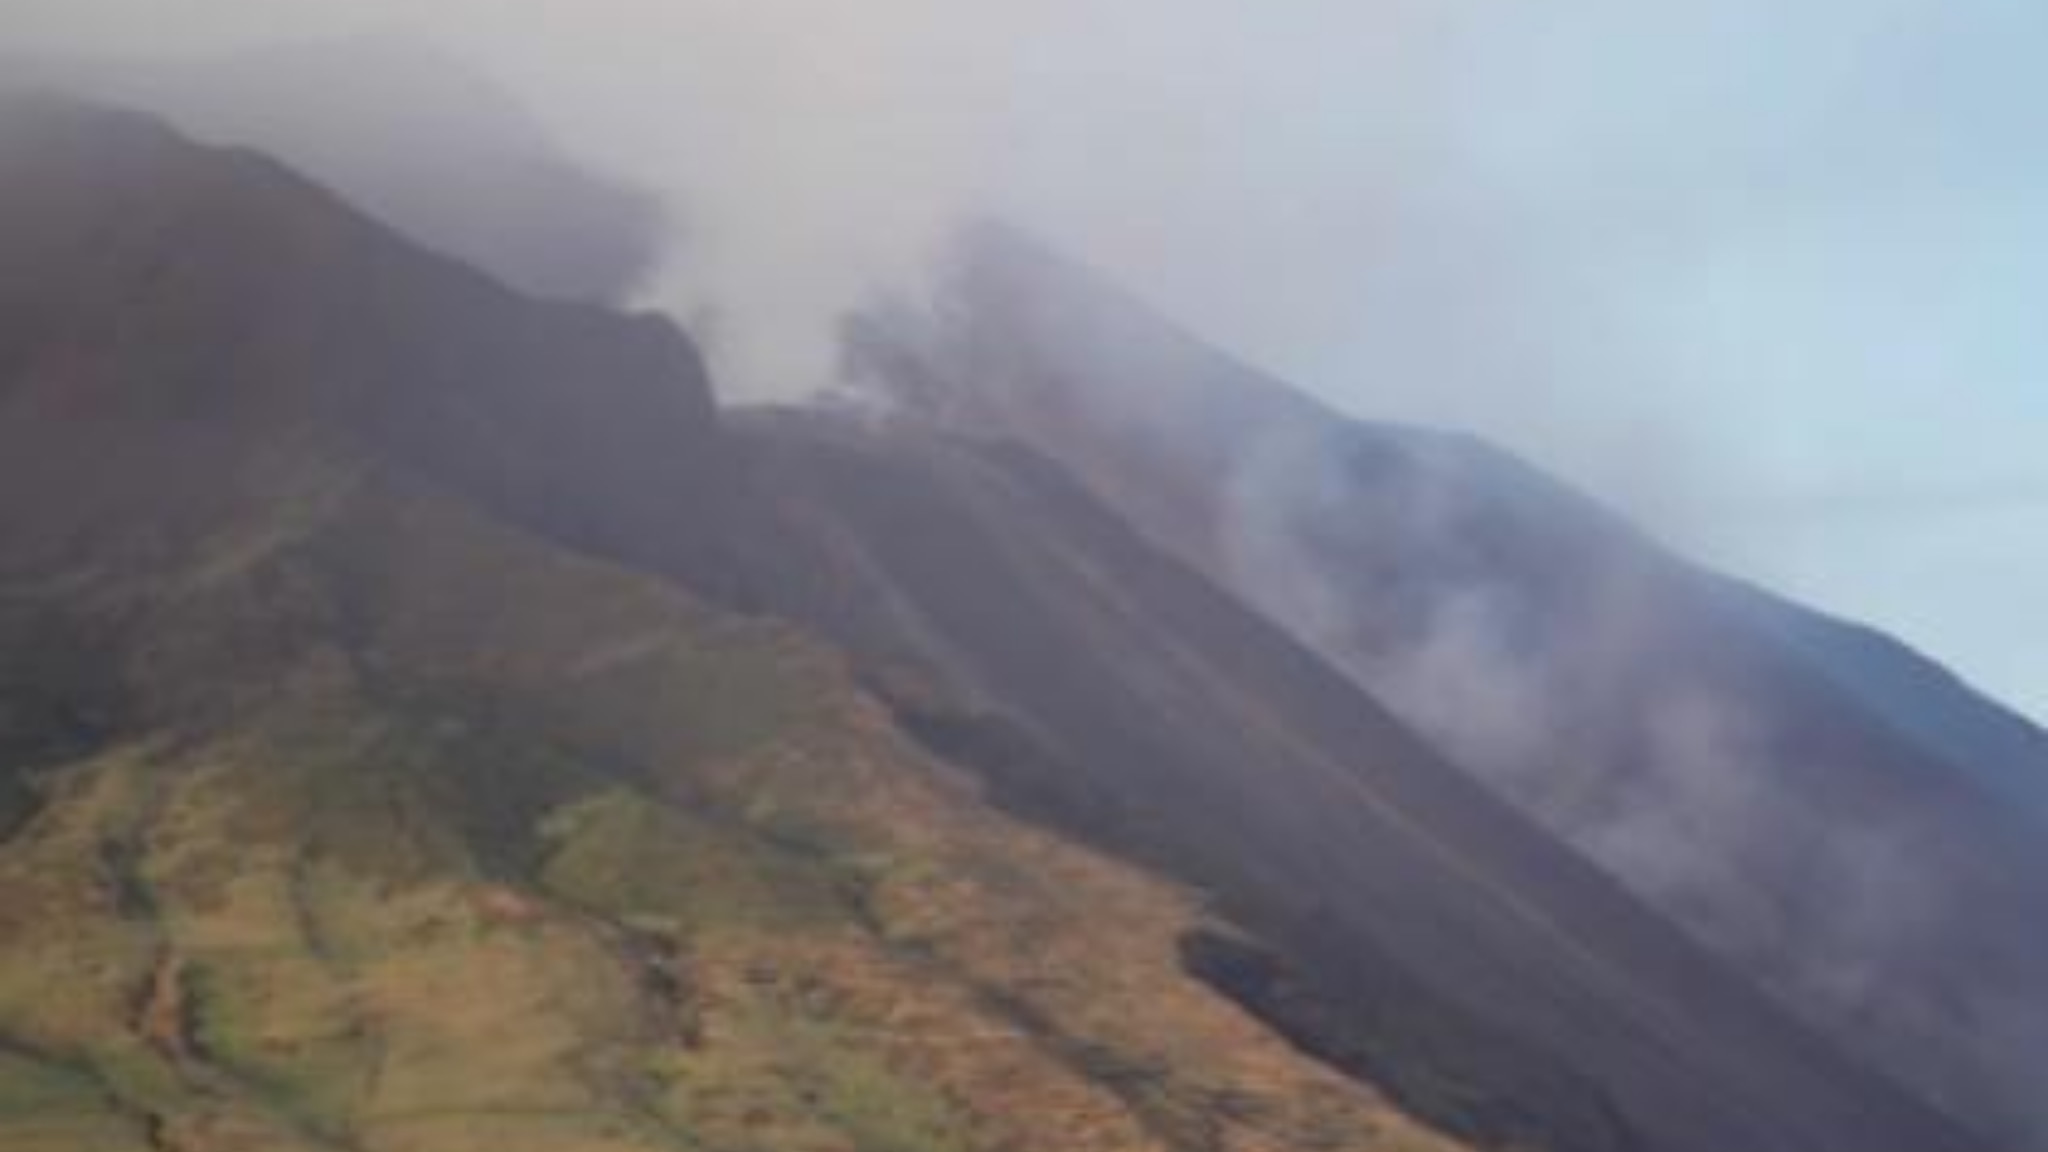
1278, 0, 2048, 720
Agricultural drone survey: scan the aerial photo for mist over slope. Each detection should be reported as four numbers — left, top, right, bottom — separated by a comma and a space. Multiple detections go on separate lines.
724, 405, 1988, 1152
3, 39, 666, 304
11, 2, 2048, 728
845, 226, 2048, 1147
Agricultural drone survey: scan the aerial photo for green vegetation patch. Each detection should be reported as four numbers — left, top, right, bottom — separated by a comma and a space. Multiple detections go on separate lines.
540, 789, 846, 934
654, 984, 978, 1152
0, 1049, 106, 1118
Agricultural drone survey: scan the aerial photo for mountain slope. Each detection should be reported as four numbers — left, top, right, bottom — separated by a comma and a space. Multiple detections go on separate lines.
0, 96, 1472, 1152
847, 224, 2048, 1147
3, 459, 1484, 1152
1737, 589, 2048, 825
726, 408, 1981, 1152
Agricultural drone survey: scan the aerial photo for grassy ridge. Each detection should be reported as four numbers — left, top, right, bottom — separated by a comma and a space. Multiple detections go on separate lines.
0, 467, 1470, 1152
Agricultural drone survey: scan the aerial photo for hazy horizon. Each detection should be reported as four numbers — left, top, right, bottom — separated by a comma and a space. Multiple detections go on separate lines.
10, 0, 2046, 722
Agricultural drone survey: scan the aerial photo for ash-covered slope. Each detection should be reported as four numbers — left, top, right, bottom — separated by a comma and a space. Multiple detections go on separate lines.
728, 408, 1981, 1152
847, 224, 2048, 1147
0, 97, 1478, 1152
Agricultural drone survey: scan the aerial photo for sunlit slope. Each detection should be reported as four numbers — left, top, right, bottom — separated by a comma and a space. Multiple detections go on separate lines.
0, 460, 1468, 1152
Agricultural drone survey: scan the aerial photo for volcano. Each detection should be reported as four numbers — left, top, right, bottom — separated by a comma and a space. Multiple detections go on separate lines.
0, 95, 2011, 1152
